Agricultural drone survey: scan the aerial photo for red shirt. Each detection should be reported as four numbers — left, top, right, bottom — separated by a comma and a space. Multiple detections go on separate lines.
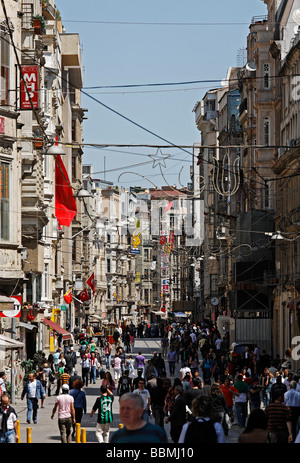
221, 384, 239, 407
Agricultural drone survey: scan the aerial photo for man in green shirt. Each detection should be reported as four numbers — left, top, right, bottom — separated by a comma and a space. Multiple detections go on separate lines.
90, 385, 114, 443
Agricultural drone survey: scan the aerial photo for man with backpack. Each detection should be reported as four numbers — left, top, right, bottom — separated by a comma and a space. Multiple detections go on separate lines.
178, 394, 226, 443
117, 370, 133, 398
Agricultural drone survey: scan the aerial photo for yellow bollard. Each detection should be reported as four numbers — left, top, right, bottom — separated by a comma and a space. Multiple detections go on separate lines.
76, 423, 81, 443
27, 427, 32, 443
16, 420, 20, 443
81, 428, 86, 443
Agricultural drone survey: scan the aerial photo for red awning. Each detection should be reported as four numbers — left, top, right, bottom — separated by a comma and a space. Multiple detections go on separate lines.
41, 319, 72, 340
287, 296, 300, 309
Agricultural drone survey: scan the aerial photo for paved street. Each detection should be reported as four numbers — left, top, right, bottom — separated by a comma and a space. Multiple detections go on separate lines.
13, 338, 242, 444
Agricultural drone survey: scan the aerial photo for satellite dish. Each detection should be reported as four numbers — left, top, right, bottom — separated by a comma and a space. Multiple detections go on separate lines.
246, 61, 256, 72
292, 8, 300, 26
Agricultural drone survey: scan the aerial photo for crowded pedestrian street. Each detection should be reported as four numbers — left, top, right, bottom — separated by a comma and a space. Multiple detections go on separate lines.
11, 336, 244, 444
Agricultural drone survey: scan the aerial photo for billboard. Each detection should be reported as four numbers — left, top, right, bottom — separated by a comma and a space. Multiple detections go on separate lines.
20, 65, 39, 109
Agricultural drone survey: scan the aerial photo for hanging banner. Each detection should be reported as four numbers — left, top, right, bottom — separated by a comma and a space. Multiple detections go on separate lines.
20, 65, 39, 109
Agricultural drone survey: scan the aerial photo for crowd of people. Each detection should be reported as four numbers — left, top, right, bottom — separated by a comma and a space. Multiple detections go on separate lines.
1, 319, 300, 444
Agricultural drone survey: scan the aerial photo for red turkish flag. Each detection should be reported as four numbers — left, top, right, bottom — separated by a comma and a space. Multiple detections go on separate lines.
86, 273, 95, 295
79, 289, 90, 302
55, 155, 77, 228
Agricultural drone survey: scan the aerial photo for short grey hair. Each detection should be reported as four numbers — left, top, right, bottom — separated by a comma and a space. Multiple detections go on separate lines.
120, 392, 144, 409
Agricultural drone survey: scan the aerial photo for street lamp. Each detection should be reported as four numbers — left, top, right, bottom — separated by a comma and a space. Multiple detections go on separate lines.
43, 143, 66, 156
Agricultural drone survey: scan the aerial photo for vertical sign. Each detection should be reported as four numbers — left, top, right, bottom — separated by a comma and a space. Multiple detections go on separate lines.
20, 65, 39, 109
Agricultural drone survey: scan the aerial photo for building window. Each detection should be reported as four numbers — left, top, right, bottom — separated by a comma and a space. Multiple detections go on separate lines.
0, 29, 10, 106
0, 161, 9, 240
263, 117, 270, 146
263, 63, 270, 89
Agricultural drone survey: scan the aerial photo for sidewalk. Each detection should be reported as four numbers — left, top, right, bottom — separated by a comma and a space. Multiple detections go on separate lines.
13, 338, 242, 443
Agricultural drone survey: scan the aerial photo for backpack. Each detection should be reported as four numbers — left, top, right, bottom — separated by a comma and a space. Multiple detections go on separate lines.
184, 418, 218, 444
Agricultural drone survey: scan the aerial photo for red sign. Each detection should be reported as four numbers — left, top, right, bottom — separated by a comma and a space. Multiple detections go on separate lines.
20, 65, 39, 109
0, 295, 21, 318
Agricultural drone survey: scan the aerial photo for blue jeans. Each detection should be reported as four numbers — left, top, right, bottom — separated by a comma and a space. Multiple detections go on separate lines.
0, 429, 15, 443
235, 402, 248, 427
90, 366, 97, 384
105, 354, 111, 369
27, 397, 38, 423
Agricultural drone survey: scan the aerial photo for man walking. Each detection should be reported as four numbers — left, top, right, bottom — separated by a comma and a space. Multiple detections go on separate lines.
81, 353, 91, 387
51, 384, 75, 443
284, 380, 300, 441
133, 377, 151, 422
21, 372, 46, 424
90, 385, 114, 443
0, 394, 19, 443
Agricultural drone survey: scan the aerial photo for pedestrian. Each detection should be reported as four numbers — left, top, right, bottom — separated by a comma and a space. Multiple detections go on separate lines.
165, 384, 186, 443
110, 393, 168, 443
248, 377, 263, 410
101, 371, 115, 395
210, 382, 228, 427
161, 334, 169, 358
184, 378, 203, 421
43, 362, 54, 398
125, 355, 135, 379
265, 389, 293, 443
90, 385, 114, 443
133, 377, 151, 422
90, 352, 100, 384
81, 353, 91, 387
221, 377, 239, 417
69, 370, 82, 390
21, 372, 46, 424
51, 384, 76, 443
117, 370, 133, 397
233, 374, 250, 428
103, 341, 112, 370
129, 332, 135, 353
113, 352, 122, 385
135, 351, 146, 377
0, 394, 19, 443
238, 408, 269, 443
53, 347, 62, 373
284, 380, 300, 441
60, 366, 71, 393
263, 368, 275, 406
0, 372, 7, 396
178, 394, 225, 443
150, 378, 167, 428
144, 359, 158, 382
167, 347, 176, 376
201, 353, 212, 385
70, 379, 87, 438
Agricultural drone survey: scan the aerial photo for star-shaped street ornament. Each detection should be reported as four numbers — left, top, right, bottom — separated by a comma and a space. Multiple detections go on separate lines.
149, 149, 170, 169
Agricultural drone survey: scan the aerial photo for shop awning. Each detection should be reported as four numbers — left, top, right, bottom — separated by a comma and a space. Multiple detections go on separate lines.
0, 334, 24, 349
19, 322, 37, 330
41, 319, 72, 340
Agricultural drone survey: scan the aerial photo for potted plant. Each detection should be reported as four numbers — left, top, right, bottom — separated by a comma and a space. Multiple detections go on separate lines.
32, 15, 46, 35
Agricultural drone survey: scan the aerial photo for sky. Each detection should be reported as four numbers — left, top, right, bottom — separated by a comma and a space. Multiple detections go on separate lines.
57, 0, 268, 190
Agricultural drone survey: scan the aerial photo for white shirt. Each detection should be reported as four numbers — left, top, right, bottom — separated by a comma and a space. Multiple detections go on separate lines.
28, 380, 37, 398
133, 388, 150, 410
0, 406, 17, 431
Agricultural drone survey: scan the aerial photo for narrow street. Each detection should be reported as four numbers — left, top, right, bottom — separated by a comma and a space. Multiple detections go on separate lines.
13, 337, 242, 444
